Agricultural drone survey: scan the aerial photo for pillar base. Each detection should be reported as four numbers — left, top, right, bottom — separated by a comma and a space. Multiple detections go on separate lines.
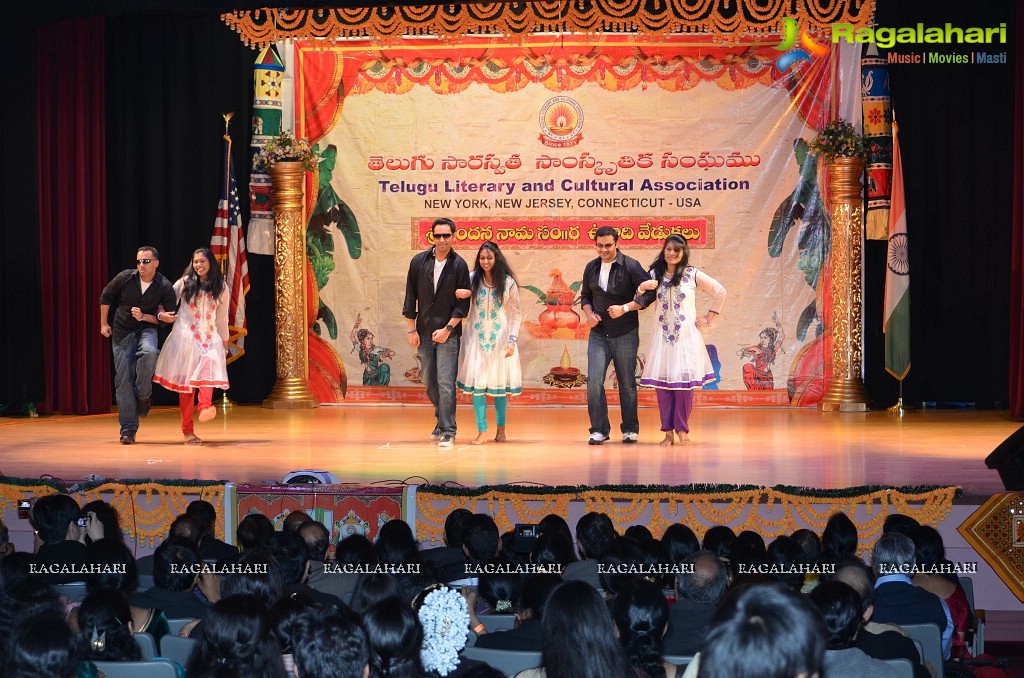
262, 377, 319, 409
818, 377, 871, 412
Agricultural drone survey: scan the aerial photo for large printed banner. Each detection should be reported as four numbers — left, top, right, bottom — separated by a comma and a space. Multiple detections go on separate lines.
296, 35, 854, 406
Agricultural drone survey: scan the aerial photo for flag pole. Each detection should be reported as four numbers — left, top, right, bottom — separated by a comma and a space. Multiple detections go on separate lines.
887, 380, 904, 417
217, 112, 236, 411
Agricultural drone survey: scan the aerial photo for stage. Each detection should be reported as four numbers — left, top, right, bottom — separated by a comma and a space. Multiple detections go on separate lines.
0, 405, 1016, 498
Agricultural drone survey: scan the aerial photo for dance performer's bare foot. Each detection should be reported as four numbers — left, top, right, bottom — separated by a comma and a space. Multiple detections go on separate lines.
494, 426, 507, 443
676, 430, 690, 443
660, 432, 675, 446
184, 433, 203, 445
198, 406, 217, 423
472, 432, 488, 445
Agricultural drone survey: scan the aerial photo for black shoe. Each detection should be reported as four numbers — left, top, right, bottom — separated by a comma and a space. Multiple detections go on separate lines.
137, 397, 152, 417
120, 431, 136, 445
430, 427, 442, 440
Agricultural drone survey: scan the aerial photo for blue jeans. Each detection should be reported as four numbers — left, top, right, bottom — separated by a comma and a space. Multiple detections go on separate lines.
587, 329, 639, 436
418, 334, 460, 436
111, 328, 158, 434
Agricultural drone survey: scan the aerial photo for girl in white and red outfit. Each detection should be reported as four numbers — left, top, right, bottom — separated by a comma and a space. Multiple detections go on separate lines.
154, 247, 229, 445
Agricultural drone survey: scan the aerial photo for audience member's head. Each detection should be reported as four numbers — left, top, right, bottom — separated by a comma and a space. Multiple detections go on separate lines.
477, 559, 521, 614
80, 500, 122, 544
293, 605, 370, 678
790, 529, 822, 565
5, 609, 80, 678
168, 514, 202, 544
85, 538, 139, 593
363, 596, 424, 677
376, 520, 420, 566
871, 532, 916, 577
767, 536, 806, 591
821, 512, 858, 558
77, 589, 140, 662
624, 524, 654, 542
350, 573, 404, 615
517, 573, 562, 622
730, 530, 768, 577
882, 513, 920, 537
443, 509, 474, 549
699, 583, 826, 678
398, 560, 445, 605
237, 513, 275, 553
186, 499, 219, 538
268, 529, 311, 586
822, 556, 875, 620
910, 525, 946, 568
413, 584, 470, 676
284, 510, 311, 534
677, 550, 730, 605
186, 594, 286, 677
599, 536, 644, 595
462, 514, 499, 564
270, 595, 307, 658
540, 580, 633, 678
530, 532, 576, 568
809, 580, 863, 650
575, 512, 616, 561
220, 551, 285, 608
612, 578, 669, 678
152, 537, 201, 592
701, 525, 736, 561
0, 552, 42, 593
0, 517, 13, 558
31, 495, 80, 545
537, 514, 574, 545
661, 523, 700, 565
336, 534, 378, 566
299, 520, 331, 563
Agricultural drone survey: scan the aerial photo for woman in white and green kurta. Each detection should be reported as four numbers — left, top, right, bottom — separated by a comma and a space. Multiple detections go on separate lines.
456, 242, 523, 445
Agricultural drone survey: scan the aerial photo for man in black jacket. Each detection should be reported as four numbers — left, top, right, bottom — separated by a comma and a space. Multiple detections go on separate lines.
580, 226, 650, 444
403, 218, 470, 447
98, 245, 177, 444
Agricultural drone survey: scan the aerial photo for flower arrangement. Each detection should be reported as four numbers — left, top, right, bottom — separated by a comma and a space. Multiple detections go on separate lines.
416, 585, 469, 676
809, 119, 867, 161
252, 130, 318, 171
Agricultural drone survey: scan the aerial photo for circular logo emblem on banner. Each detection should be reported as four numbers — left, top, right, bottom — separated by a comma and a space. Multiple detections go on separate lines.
539, 96, 584, 148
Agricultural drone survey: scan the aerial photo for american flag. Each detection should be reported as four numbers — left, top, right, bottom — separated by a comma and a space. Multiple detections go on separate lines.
211, 134, 250, 363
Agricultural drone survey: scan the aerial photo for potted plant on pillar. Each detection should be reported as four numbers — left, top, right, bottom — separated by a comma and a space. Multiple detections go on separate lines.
253, 130, 319, 210
810, 119, 867, 193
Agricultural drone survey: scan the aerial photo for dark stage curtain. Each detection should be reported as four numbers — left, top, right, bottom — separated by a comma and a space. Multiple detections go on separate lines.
865, 0, 1016, 409
1012, 1, 1024, 420
36, 17, 110, 414
105, 14, 275, 404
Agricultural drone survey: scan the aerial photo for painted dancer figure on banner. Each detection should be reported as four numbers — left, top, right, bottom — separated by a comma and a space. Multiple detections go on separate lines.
738, 312, 785, 390
635, 235, 727, 445
99, 246, 177, 445
350, 313, 395, 386
581, 226, 651, 445
403, 218, 471, 448
454, 241, 523, 445
153, 248, 230, 445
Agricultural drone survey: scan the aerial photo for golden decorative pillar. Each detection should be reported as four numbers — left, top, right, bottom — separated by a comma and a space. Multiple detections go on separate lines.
819, 158, 871, 412
263, 160, 318, 409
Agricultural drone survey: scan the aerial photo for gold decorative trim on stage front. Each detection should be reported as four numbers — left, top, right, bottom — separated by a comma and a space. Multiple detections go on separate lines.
958, 492, 1024, 602
0, 481, 227, 545
416, 485, 957, 549
222, 0, 874, 47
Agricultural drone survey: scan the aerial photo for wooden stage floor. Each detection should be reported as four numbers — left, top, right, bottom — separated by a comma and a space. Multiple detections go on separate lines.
1, 405, 1018, 498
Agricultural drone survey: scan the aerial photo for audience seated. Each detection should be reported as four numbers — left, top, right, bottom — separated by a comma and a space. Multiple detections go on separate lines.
0, 517, 15, 559
80, 500, 124, 546
237, 513, 275, 553
422, 509, 473, 584
136, 514, 203, 575
283, 510, 312, 534
689, 582, 825, 678
363, 596, 427, 677
130, 537, 211, 619
31, 494, 92, 584
536, 515, 575, 559
529, 533, 576, 570
413, 583, 483, 676
612, 578, 675, 678
883, 514, 921, 538
822, 512, 859, 560
76, 589, 143, 663
809, 580, 900, 677
728, 530, 772, 588
513, 579, 634, 678
700, 526, 736, 563
563, 512, 616, 589
186, 594, 287, 677
4, 608, 88, 678
292, 605, 370, 678
663, 550, 728, 656
598, 536, 645, 597
267, 529, 343, 607
767, 536, 806, 592
871, 532, 954, 660
463, 514, 501, 566
186, 500, 239, 562
910, 525, 972, 659
300, 519, 348, 600
660, 524, 700, 567
332, 533, 380, 601
471, 573, 561, 652
351, 573, 405, 615
476, 558, 522, 614
377, 520, 422, 567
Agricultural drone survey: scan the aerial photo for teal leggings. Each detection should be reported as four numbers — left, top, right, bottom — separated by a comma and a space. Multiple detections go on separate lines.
473, 394, 507, 432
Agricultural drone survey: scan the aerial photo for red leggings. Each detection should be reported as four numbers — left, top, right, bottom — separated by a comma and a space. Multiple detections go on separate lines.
179, 387, 213, 435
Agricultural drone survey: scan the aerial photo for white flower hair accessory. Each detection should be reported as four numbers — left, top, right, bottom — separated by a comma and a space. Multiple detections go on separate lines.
416, 585, 469, 676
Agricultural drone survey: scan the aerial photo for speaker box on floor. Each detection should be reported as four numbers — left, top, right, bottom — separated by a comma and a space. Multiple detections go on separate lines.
984, 425, 1024, 490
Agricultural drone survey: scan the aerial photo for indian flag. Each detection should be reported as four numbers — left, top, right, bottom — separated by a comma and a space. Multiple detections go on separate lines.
884, 120, 910, 380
